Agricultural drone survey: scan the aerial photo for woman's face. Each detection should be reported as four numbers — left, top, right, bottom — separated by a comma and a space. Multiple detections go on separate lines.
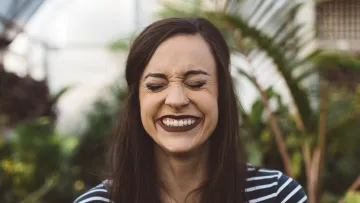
139, 34, 219, 154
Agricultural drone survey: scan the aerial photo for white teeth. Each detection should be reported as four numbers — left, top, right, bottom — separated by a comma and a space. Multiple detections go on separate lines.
162, 118, 197, 127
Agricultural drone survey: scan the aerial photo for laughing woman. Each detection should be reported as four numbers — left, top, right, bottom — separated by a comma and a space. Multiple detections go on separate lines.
74, 17, 308, 203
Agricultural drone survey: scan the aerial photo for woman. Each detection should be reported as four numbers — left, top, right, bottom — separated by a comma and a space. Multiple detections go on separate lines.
74, 17, 308, 203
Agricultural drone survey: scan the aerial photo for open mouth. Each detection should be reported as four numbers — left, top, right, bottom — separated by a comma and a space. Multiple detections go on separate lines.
157, 115, 201, 132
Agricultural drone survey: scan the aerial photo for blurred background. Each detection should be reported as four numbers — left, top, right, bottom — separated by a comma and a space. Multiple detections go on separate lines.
0, 0, 359, 202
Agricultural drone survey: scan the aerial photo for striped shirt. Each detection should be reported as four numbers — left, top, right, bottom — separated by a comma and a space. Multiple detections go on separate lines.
74, 165, 308, 203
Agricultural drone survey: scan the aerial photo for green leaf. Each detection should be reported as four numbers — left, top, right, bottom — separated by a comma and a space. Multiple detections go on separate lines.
278, 24, 303, 48
291, 151, 302, 178
244, 0, 263, 22
292, 49, 323, 68
217, 12, 313, 132
225, 0, 245, 12
271, 3, 303, 41
50, 86, 72, 106
157, 1, 204, 19
313, 52, 360, 72
248, 1, 279, 26
245, 141, 263, 166
294, 68, 318, 83
344, 192, 360, 203
250, 100, 265, 124
326, 95, 359, 133
109, 39, 130, 51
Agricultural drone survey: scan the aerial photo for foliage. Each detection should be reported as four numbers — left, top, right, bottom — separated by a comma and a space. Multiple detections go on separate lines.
109, 38, 131, 51
157, 0, 360, 202
0, 68, 75, 202
0, 76, 126, 202
0, 67, 60, 127
344, 192, 360, 203
69, 83, 126, 192
2, 0, 359, 202
0, 117, 76, 203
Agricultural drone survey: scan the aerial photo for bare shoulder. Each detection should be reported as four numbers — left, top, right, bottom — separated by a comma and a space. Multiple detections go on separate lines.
73, 180, 111, 203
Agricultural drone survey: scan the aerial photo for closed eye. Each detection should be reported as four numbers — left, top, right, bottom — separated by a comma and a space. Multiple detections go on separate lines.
146, 84, 167, 92
185, 81, 206, 89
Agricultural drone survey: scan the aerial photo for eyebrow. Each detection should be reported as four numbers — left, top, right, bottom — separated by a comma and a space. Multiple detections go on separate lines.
144, 73, 167, 80
184, 70, 210, 78
144, 70, 209, 80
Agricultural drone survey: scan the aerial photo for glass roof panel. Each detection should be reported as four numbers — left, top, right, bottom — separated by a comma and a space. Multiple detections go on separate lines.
0, 0, 44, 34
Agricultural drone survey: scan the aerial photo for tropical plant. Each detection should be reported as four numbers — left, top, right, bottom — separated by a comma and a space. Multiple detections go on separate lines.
66, 82, 126, 198
0, 81, 73, 203
154, 0, 360, 202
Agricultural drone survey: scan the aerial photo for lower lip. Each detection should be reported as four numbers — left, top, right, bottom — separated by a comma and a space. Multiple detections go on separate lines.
157, 119, 201, 132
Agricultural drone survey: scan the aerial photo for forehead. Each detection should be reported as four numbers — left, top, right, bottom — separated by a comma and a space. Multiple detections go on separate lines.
142, 34, 217, 77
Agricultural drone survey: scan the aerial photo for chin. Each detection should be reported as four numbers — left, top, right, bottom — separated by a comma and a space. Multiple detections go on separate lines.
162, 144, 194, 154
158, 141, 209, 156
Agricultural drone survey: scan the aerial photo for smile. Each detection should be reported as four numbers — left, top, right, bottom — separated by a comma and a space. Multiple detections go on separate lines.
162, 118, 196, 127
157, 115, 201, 132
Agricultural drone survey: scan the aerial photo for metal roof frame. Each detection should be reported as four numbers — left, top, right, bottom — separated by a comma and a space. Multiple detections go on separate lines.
0, 0, 45, 49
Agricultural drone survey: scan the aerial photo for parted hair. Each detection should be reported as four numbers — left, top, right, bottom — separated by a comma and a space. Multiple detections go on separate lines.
108, 17, 248, 203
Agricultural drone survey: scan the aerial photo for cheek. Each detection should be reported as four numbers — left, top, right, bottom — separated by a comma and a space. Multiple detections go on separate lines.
190, 91, 218, 124
207, 100, 219, 128
139, 93, 162, 129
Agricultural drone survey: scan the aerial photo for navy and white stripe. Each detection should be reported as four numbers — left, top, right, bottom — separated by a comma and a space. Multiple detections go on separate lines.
74, 165, 308, 203
244, 165, 307, 202
73, 181, 111, 203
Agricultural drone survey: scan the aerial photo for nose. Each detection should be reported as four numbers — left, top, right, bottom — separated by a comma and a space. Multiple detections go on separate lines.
165, 85, 189, 109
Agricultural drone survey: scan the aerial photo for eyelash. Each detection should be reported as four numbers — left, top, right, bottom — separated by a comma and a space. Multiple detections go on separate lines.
185, 81, 206, 89
145, 81, 206, 92
146, 84, 166, 91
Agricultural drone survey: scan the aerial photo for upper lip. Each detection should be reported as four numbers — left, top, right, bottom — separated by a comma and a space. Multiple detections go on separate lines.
158, 115, 200, 120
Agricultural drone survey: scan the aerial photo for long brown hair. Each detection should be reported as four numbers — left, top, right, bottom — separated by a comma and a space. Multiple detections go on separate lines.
108, 17, 248, 203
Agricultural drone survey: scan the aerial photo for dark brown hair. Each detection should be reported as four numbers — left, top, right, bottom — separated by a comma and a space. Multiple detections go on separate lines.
108, 17, 247, 203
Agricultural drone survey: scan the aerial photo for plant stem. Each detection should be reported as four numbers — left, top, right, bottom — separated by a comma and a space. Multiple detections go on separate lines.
338, 176, 360, 203
229, 24, 294, 178
317, 81, 328, 202
347, 176, 360, 193
251, 75, 294, 178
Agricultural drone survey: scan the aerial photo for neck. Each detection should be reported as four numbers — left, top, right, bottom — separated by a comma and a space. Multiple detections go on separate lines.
155, 143, 210, 203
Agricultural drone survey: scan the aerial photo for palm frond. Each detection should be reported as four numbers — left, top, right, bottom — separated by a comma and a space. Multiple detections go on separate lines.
209, 11, 313, 131
271, 3, 303, 42
247, 0, 282, 27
